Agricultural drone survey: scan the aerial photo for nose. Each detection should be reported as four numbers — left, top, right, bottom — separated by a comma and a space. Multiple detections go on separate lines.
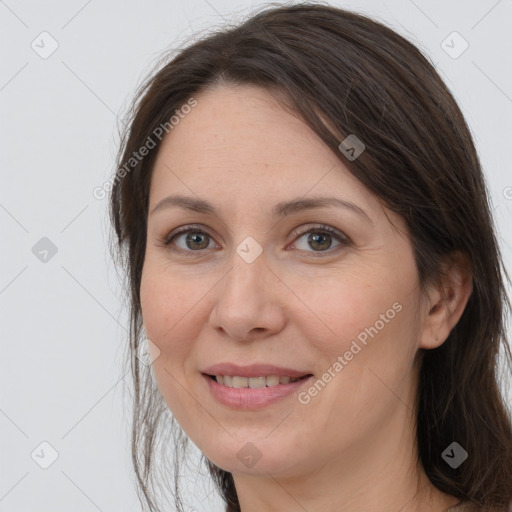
208, 247, 287, 342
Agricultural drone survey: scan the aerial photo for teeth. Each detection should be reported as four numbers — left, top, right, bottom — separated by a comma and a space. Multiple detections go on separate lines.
232, 376, 248, 388
265, 375, 280, 387
248, 376, 266, 389
213, 375, 302, 388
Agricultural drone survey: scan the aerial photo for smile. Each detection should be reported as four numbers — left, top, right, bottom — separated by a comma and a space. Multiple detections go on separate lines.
208, 374, 305, 388
202, 373, 314, 409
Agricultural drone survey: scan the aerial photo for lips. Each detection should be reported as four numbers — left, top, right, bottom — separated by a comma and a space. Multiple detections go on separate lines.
203, 369, 315, 409
202, 363, 312, 379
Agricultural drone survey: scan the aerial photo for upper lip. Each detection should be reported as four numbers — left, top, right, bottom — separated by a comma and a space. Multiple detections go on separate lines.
202, 363, 312, 379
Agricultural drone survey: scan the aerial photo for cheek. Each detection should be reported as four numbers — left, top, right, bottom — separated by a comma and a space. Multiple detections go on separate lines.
291, 278, 420, 448
140, 260, 207, 353
302, 278, 401, 347
140, 264, 208, 431
298, 262, 420, 388
139, 267, 196, 419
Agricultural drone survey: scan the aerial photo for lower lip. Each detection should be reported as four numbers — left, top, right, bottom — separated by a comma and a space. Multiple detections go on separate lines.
203, 374, 314, 409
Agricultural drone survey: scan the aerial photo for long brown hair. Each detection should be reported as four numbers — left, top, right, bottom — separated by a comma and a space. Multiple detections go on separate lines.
108, 2, 512, 511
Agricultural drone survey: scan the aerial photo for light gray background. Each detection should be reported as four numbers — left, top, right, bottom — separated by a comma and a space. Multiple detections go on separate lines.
1, 0, 511, 510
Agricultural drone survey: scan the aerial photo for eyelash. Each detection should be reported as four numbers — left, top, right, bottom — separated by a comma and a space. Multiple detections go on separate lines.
159, 223, 350, 257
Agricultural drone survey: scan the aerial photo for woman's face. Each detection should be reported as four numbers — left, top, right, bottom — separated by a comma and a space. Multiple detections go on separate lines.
140, 84, 431, 478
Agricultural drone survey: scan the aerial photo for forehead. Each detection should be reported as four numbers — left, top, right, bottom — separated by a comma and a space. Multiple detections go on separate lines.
157, 84, 329, 167
149, 84, 379, 218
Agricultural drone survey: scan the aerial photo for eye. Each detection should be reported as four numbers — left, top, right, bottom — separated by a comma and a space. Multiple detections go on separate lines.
160, 223, 349, 256
162, 225, 218, 255
290, 224, 348, 254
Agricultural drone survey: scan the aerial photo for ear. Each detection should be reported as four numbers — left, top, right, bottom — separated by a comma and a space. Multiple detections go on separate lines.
419, 251, 473, 349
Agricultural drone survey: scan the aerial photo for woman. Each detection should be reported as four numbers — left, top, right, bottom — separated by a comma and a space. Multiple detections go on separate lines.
109, 3, 512, 511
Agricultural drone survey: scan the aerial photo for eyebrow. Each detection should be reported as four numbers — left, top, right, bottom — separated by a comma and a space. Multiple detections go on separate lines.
149, 194, 373, 224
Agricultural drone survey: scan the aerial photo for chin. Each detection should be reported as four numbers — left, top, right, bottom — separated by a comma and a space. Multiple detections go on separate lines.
198, 433, 310, 477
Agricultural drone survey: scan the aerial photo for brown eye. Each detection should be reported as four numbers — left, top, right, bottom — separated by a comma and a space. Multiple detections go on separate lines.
163, 227, 216, 254
306, 232, 335, 251
291, 225, 348, 254
182, 231, 210, 250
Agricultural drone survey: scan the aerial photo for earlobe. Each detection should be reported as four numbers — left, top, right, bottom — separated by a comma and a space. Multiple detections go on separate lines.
419, 251, 473, 350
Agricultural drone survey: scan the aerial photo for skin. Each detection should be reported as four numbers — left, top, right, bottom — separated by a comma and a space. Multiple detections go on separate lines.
140, 84, 473, 512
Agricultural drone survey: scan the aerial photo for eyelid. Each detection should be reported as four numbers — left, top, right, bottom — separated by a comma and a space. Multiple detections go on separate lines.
289, 224, 348, 243
163, 223, 212, 244
162, 223, 350, 254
